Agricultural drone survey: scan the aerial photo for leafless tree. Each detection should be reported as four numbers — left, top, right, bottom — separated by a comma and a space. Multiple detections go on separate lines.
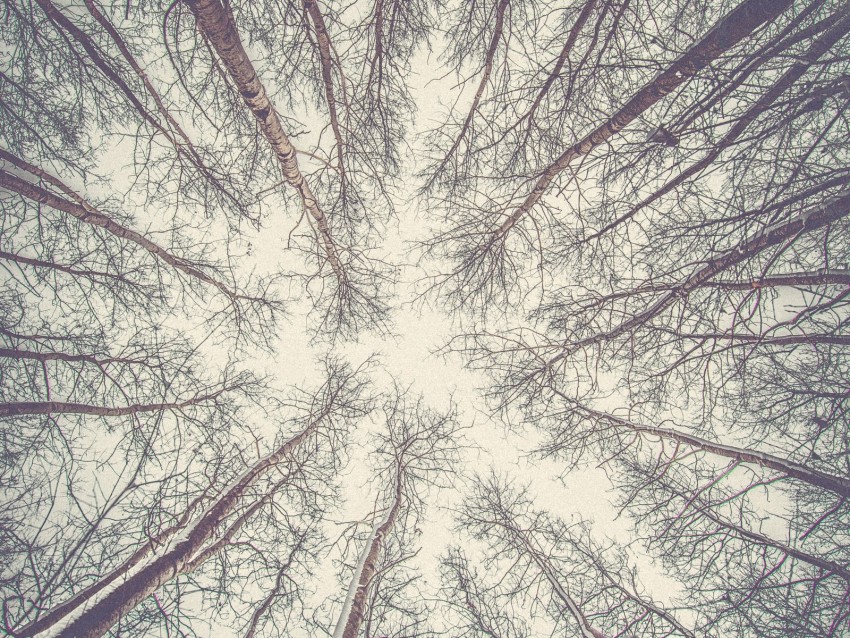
420, 0, 847, 315
429, 2, 850, 632
443, 473, 695, 638
328, 388, 463, 638
438, 547, 530, 638
4, 0, 849, 636
3, 359, 372, 638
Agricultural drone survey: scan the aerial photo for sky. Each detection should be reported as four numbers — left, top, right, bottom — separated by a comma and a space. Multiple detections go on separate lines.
9, 2, 834, 635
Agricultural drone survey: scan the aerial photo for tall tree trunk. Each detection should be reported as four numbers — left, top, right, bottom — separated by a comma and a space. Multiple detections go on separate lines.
0, 388, 227, 418
509, 525, 607, 638
184, 0, 348, 285
32, 0, 231, 199
561, 395, 850, 499
700, 510, 850, 582
49, 412, 328, 638
491, 0, 795, 239
13, 491, 212, 638
427, 0, 511, 185
302, 0, 347, 189
589, 7, 850, 239
0, 347, 143, 367
0, 160, 247, 302
333, 473, 403, 638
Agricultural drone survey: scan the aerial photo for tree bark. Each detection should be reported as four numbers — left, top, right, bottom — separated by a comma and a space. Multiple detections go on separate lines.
429, 0, 511, 182
659, 331, 850, 347
0, 388, 227, 418
0, 164, 247, 301
303, 0, 347, 186
32, 0, 230, 199
13, 491, 211, 638
0, 347, 143, 367
566, 398, 850, 499
700, 510, 850, 582
589, 8, 850, 240
334, 473, 403, 638
184, 0, 348, 285
510, 525, 607, 638
50, 411, 328, 638
492, 0, 795, 239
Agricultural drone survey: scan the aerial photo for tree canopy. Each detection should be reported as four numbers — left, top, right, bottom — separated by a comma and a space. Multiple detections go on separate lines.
2, 0, 848, 636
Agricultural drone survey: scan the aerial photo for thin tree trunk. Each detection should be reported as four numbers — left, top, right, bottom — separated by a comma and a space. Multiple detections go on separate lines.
454, 564, 504, 638
0, 164, 248, 302
659, 331, 850, 347
589, 7, 850, 239
515, 0, 597, 130
708, 269, 850, 289
575, 268, 850, 309
0, 388, 227, 418
302, 0, 347, 188
50, 412, 328, 638
565, 397, 850, 499
182, 475, 292, 573
510, 527, 606, 638
13, 491, 212, 638
700, 510, 850, 582
333, 473, 403, 638
429, 0, 510, 183
32, 0, 231, 200
0, 249, 137, 285
0, 347, 144, 367
80, 0, 226, 196
184, 0, 348, 285
491, 0, 794, 239
242, 536, 305, 638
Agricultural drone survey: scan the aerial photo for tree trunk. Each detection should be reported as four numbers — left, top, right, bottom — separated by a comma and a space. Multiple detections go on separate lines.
0, 389, 226, 418
50, 413, 327, 638
590, 8, 850, 239
567, 398, 850, 499
334, 473, 403, 638
184, 0, 348, 285
492, 0, 795, 238
0, 163, 245, 301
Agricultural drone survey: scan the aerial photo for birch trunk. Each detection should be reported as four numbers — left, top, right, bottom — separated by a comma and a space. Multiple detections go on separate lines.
32, 0, 230, 198
492, 0, 795, 238
0, 388, 226, 418
564, 398, 850, 499
0, 249, 137, 285
700, 510, 850, 582
302, 0, 347, 186
590, 7, 850, 239
0, 348, 143, 367
0, 160, 247, 302
430, 0, 510, 181
333, 473, 403, 638
14, 492, 210, 638
510, 527, 607, 638
46, 413, 326, 638
184, 0, 348, 285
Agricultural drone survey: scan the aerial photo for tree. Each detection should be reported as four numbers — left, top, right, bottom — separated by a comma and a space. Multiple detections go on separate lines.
3, 0, 849, 636
4, 360, 372, 638
441, 474, 694, 638
421, 0, 847, 312
426, 0, 850, 634
329, 389, 462, 638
